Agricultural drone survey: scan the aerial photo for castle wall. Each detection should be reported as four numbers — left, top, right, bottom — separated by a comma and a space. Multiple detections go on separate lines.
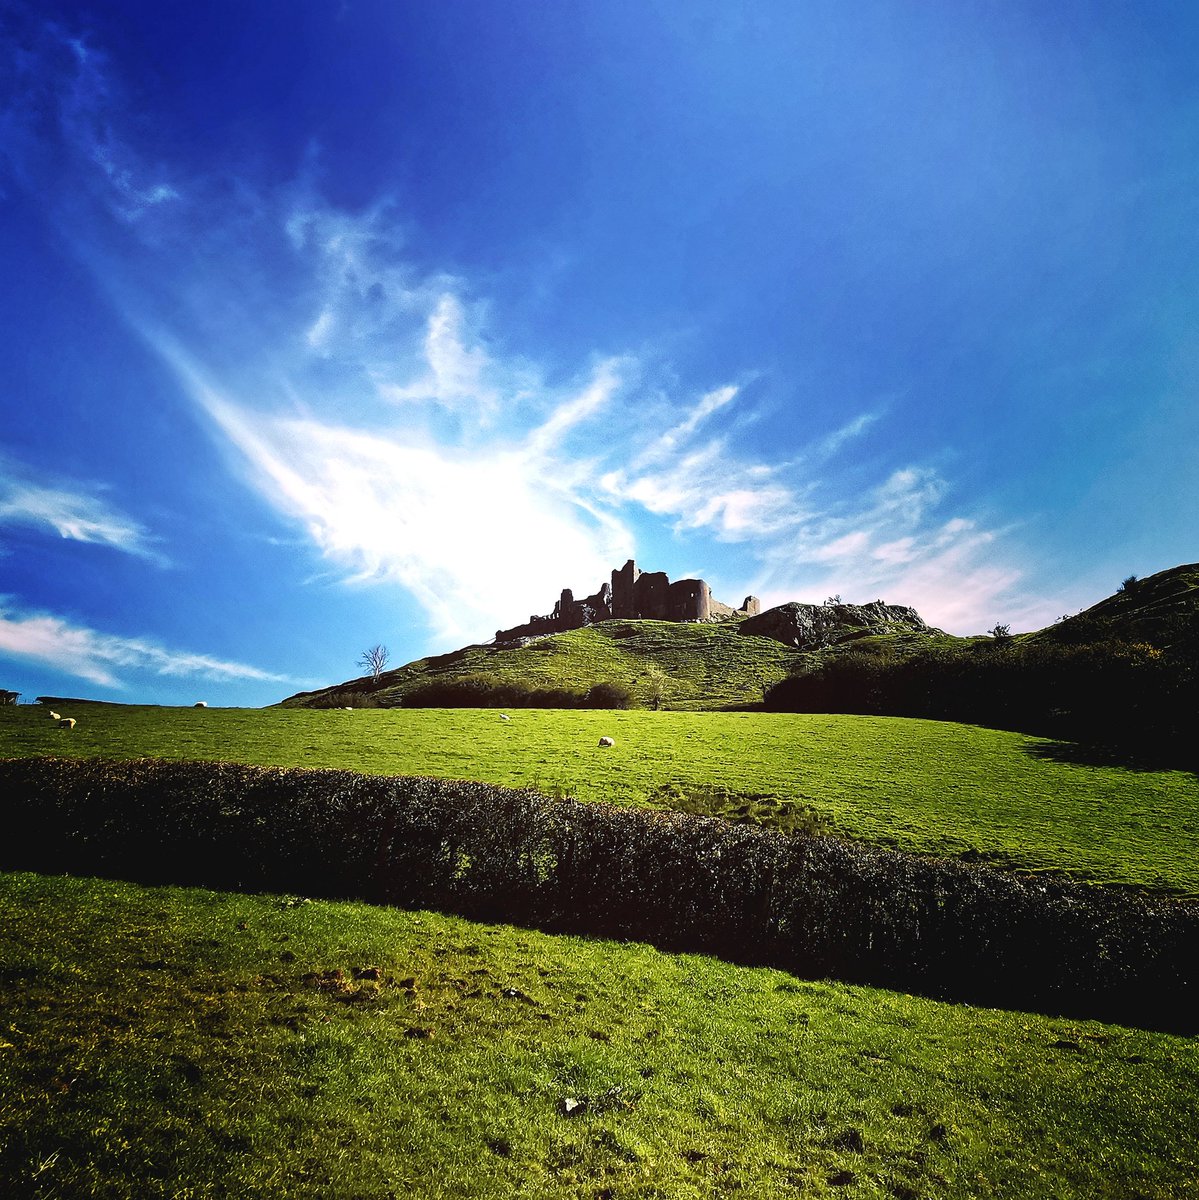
610, 559, 641, 619
668, 578, 712, 621
635, 571, 670, 619
494, 559, 760, 642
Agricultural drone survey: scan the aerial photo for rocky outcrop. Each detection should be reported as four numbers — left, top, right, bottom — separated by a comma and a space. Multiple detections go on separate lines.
739, 600, 938, 650
495, 560, 760, 643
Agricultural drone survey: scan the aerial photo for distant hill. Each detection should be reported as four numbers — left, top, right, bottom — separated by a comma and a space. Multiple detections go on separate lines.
1033, 562, 1199, 650
279, 562, 1199, 713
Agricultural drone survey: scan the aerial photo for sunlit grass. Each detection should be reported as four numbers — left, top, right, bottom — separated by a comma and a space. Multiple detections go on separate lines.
3, 704, 1197, 893
328, 620, 807, 709
2, 871, 1195, 1199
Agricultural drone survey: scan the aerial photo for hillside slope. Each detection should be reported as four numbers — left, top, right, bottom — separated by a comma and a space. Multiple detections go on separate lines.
1034, 561, 1199, 648
282, 620, 806, 710
280, 563, 1199, 710
280, 595, 967, 709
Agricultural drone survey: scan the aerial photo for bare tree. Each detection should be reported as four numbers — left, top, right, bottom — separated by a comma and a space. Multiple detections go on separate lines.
357, 644, 390, 681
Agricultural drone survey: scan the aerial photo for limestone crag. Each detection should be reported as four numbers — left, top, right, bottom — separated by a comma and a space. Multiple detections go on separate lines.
495, 560, 760, 643
738, 600, 938, 650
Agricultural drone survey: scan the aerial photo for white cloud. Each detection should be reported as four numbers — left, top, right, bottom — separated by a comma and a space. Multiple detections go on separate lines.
752, 499, 1056, 633
380, 294, 495, 410
2, 16, 1051, 643
634, 384, 739, 468
51, 32, 181, 225
604, 434, 800, 542
90, 142, 179, 222
0, 599, 288, 689
157, 345, 632, 645
0, 457, 162, 561
810, 409, 884, 460
522, 360, 624, 458
285, 201, 436, 370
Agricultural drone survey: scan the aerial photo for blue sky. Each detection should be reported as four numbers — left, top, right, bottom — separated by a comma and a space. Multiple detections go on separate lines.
1, 0, 1197, 706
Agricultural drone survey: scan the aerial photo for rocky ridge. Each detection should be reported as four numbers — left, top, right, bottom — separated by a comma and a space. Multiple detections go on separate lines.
739, 600, 939, 650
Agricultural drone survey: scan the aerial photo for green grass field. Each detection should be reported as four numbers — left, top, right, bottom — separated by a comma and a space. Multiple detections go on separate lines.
2, 871, 1195, 1199
4, 704, 1197, 893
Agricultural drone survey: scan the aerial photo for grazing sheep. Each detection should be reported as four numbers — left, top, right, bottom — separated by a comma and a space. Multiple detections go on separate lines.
499, 713, 510, 721
58, 717, 76, 730
49, 710, 61, 721
598, 736, 615, 748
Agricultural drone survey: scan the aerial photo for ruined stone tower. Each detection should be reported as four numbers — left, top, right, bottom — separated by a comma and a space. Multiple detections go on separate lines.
495, 559, 760, 642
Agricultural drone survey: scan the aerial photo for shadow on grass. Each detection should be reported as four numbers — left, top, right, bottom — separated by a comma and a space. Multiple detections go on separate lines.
1024, 738, 1198, 777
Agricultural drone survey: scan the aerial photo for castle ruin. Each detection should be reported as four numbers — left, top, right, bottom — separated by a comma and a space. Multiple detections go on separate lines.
495, 560, 761, 642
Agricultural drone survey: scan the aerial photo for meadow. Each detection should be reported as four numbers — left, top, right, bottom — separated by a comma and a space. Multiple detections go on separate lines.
2, 870, 1196, 1199
3, 703, 1198, 893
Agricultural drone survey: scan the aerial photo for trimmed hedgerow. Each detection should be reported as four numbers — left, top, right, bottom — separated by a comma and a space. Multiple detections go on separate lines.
2, 755, 1195, 1032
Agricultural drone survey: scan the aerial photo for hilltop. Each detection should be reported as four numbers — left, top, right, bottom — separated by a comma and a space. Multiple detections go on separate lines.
278, 561, 1199, 714
1033, 561, 1199, 649
281, 580, 957, 710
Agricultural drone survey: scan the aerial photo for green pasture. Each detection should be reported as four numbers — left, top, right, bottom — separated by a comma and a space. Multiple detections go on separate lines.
3, 704, 1197, 893
2, 871, 1194, 1199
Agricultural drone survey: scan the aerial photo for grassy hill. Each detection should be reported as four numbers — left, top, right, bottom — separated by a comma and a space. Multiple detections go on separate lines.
5, 573, 1199, 1195
281, 618, 970, 712
1034, 561, 1199, 649
282, 619, 811, 710
280, 563, 1199, 714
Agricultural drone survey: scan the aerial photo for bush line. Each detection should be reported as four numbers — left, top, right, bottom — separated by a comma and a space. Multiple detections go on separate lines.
764, 635, 1199, 767
2, 755, 1195, 1032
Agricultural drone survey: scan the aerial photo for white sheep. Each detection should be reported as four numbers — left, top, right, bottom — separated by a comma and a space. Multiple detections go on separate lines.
49, 710, 61, 721
58, 717, 76, 730
598, 736, 615, 748
499, 713, 510, 721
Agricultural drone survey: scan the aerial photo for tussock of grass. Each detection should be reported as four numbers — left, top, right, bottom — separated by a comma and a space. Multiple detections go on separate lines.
3, 705, 1197, 894
2, 872, 1196, 1199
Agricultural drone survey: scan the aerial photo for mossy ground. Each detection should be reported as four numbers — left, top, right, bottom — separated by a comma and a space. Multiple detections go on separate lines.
3, 704, 1197, 893
2, 871, 1195, 1199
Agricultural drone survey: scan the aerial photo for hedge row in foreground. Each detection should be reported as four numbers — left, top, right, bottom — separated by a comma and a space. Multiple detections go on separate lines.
2, 756, 1195, 1033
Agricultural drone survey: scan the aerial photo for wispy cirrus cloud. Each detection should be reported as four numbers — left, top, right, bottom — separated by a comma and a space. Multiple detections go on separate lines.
155, 341, 633, 644
633, 384, 740, 468
603, 438, 799, 541
0, 599, 290, 689
375, 294, 501, 415
3, 13, 1052, 639
146, 186, 1042, 633
747, 468, 1053, 632
0, 454, 163, 562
